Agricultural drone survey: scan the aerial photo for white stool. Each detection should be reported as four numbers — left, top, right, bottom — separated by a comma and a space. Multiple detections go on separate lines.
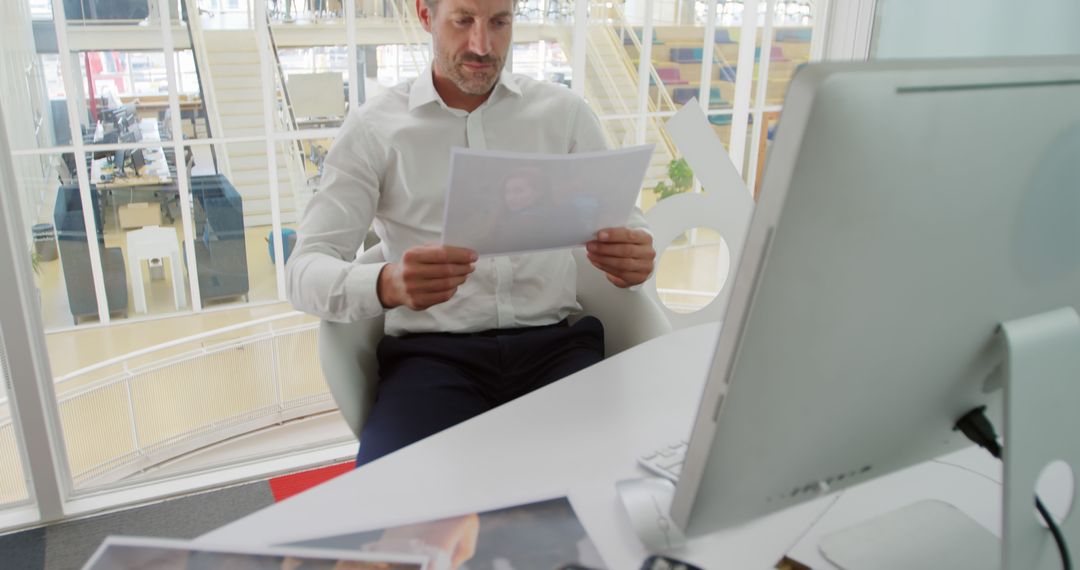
126, 225, 187, 314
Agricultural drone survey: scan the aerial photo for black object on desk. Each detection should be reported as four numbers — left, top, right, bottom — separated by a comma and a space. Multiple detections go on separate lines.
640, 555, 705, 570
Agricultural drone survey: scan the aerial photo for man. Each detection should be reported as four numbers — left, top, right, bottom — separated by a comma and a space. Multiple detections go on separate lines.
286, 0, 655, 467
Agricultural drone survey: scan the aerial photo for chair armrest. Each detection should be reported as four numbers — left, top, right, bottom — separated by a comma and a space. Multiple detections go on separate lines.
317, 245, 387, 439
318, 318, 383, 439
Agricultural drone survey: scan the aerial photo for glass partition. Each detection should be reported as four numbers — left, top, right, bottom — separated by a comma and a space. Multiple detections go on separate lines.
1, 0, 823, 529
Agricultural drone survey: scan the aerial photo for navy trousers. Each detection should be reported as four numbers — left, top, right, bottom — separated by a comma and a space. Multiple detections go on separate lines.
355, 316, 604, 467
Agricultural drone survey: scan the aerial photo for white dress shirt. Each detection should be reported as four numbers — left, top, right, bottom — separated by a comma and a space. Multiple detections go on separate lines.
286, 65, 648, 336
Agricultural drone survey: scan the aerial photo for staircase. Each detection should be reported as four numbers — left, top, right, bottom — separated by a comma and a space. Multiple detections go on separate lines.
199, 30, 304, 226
562, 24, 676, 189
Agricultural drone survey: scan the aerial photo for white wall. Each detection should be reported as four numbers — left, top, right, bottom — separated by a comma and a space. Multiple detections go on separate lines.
872, 0, 1080, 58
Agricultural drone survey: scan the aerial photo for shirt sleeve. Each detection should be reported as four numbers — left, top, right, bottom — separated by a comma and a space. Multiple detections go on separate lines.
285, 111, 388, 322
568, 98, 651, 234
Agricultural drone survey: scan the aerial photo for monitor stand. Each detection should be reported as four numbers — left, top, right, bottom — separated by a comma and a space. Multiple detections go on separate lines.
616, 477, 687, 552
818, 306, 1080, 570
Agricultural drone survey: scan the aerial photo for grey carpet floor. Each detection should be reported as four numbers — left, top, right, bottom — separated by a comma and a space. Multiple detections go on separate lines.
1, 480, 274, 570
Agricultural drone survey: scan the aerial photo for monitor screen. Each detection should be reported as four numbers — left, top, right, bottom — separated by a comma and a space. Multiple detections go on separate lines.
130, 149, 145, 175
114, 149, 127, 177
671, 56, 1080, 537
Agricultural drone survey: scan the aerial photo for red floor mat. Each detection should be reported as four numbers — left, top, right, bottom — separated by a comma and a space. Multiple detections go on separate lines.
268, 461, 355, 502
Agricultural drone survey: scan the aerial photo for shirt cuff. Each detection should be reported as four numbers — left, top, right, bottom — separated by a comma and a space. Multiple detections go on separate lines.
343, 260, 389, 321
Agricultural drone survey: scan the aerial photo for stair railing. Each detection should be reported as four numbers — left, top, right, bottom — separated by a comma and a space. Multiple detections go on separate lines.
612, 2, 678, 114
182, 0, 230, 177
264, 13, 304, 152
608, 3, 678, 168
386, 0, 430, 74
264, 14, 312, 216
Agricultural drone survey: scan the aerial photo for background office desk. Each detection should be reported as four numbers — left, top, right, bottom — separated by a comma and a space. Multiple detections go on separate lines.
199, 322, 838, 568
90, 118, 175, 228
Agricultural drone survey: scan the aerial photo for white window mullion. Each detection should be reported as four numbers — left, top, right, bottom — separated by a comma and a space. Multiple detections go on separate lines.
691, 0, 719, 205
164, 0, 203, 312
809, 0, 829, 62
51, 0, 111, 325
571, 0, 587, 98
697, 0, 718, 112
346, 0, 359, 111
635, 0, 655, 145
746, 0, 776, 192
821, 0, 875, 61
255, 0, 288, 302
0, 104, 67, 525
728, 0, 760, 176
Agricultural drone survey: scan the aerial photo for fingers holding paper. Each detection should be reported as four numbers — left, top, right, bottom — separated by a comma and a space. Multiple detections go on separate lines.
378, 244, 477, 311
586, 227, 655, 288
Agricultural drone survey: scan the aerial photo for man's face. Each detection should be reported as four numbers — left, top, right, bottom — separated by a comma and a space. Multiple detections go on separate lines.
418, 0, 513, 97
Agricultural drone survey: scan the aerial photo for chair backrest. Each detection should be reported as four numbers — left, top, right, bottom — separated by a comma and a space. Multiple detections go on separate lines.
317, 246, 672, 439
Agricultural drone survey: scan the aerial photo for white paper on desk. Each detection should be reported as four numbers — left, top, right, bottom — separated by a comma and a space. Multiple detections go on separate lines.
441, 145, 654, 256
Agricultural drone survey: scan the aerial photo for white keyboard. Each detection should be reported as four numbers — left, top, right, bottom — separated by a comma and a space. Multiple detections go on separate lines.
637, 440, 688, 482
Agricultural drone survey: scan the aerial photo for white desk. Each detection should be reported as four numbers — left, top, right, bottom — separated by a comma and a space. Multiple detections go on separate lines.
126, 225, 186, 314
199, 323, 1007, 568
200, 322, 833, 568
90, 118, 174, 229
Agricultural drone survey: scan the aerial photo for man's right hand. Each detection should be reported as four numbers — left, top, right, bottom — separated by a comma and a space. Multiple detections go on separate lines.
377, 244, 477, 311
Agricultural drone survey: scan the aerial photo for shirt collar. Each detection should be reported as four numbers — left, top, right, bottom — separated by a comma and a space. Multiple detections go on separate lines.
409, 63, 523, 112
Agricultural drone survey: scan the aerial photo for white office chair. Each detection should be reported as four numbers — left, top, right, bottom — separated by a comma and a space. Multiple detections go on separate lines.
319, 246, 673, 439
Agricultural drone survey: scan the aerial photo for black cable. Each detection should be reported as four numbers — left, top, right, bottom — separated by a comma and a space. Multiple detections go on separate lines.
954, 406, 1072, 570
1038, 495, 1074, 570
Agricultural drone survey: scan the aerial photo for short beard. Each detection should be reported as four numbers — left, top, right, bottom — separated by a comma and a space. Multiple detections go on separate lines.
436, 50, 504, 96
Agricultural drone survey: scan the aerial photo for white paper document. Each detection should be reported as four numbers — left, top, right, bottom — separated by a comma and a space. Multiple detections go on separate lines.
441, 145, 655, 256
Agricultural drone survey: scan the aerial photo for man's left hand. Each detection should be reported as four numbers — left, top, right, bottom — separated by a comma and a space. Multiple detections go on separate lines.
586, 227, 655, 288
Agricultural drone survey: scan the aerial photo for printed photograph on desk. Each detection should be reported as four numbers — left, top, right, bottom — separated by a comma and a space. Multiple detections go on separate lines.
287, 497, 606, 570
82, 535, 426, 570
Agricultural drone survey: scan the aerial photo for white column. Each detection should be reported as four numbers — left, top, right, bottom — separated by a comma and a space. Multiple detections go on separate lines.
169, 0, 203, 311
635, 0, 655, 145
572, 0, 588, 98
51, 0, 110, 325
728, 0, 760, 175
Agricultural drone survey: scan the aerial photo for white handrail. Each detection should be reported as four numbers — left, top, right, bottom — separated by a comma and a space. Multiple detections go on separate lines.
612, 3, 678, 114
55, 310, 307, 384
57, 320, 331, 486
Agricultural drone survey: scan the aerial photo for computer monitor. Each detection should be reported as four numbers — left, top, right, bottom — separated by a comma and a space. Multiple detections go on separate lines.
114, 149, 127, 177
130, 148, 145, 175
669, 57, 1080, 539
